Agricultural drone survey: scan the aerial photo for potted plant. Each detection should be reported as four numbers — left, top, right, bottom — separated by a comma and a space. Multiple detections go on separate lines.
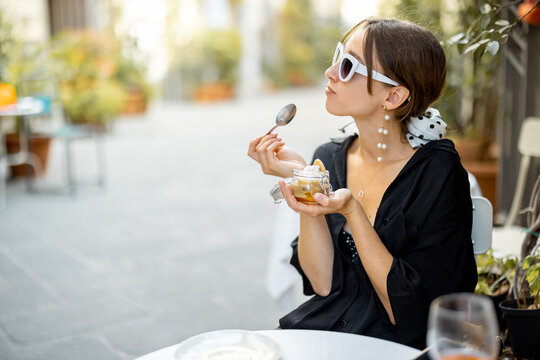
382, 0, 507, 210
263, 0, 340, 89
499, 176, 540, 359
445, 0, 540, 213
173, 28, 240, 102
114, 36, 152, 115
0, 13, 52, 178
475, 250, 518, 330
49, 30, 127, 128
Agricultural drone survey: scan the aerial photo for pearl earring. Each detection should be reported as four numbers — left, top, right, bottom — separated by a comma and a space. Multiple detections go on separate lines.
377, 105, 389, 162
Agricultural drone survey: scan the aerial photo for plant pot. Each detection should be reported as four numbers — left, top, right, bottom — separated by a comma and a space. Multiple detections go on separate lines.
462, 160, 498, 213
193, 83, 234, 102
486, 292, 509, 331
454, 137, 484, 161
499, 298, 540, 359
287, 70, 309, 86
121, 88, 147, 115
4, 133, 51, 178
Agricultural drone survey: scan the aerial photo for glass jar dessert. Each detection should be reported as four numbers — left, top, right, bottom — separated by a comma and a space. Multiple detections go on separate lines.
270, 164, 332, 204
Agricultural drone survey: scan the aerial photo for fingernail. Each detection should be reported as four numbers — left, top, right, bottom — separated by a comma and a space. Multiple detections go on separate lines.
314, 193, 322, 201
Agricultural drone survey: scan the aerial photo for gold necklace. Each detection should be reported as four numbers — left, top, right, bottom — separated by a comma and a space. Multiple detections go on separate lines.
358, 168, 381, 198
357, 156, 410, 198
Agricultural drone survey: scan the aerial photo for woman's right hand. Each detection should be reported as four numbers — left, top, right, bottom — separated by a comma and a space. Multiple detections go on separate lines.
248, 133, 306, 178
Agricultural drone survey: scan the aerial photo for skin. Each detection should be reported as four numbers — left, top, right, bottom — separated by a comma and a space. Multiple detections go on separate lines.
247, 28, 413, 325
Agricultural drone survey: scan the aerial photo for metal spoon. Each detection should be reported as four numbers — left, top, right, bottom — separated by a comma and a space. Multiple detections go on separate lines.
266, 103, 296, 135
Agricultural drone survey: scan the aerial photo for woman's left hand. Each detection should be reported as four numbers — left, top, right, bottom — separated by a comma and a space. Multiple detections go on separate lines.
279, 180, 358, 217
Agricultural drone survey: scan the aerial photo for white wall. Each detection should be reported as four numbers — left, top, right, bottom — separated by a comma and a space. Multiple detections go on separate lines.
0, 0, 50, 42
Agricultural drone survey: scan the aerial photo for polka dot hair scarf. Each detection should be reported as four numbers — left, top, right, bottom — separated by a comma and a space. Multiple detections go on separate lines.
406, 107, 447, 149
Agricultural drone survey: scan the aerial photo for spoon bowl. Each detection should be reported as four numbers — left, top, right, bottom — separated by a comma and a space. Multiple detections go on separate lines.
266, 103, 296, 135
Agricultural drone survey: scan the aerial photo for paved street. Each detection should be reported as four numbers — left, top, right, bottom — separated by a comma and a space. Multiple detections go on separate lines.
0, 87, 348, 359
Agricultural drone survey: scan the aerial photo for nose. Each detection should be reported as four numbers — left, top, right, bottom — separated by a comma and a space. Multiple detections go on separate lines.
325, 62, 339, 81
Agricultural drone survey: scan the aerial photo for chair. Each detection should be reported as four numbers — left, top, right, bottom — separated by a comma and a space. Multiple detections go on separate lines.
51, 120, 106, 196
504, 117, 540, 227
471, 196, 493, 255
491, 117, 540, 256
20, 79, 106, 196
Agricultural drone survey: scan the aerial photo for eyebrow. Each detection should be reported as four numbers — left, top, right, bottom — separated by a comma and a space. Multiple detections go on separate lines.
347, 49, 365, 64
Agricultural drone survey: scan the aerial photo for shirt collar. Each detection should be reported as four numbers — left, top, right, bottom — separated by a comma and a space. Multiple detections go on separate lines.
331, 135, 458, 188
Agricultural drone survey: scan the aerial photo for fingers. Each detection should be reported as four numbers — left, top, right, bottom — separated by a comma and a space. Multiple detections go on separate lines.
279, 182, 354, 217
256, 135, 285, 174
279, 181, 301, 211
267, 140, 284, 153
247, 135, 263, 160
256, 134, 281, 153
249, 134, 304, 178
279, 181, 326, 217
248, 134, 283, 162
317, 189, 356, 216
313, 192, 330, 207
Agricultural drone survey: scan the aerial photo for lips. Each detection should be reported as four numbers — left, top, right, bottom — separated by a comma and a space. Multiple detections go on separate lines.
325, 86, 336, 95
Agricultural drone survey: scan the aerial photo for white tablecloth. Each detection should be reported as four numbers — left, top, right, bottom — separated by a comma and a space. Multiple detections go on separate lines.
135, 329, 421, 360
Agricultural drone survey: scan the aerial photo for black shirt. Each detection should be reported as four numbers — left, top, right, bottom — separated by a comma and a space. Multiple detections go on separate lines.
278, 135, 478, 349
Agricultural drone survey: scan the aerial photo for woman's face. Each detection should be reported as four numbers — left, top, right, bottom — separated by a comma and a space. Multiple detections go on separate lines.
324, 29, 389, 119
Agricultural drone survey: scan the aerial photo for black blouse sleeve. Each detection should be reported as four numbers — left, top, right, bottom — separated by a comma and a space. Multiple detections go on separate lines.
384, 154, 477, 346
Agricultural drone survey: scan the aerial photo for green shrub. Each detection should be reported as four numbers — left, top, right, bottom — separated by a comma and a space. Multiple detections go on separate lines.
174, 28, 241, 99
50, 30, 133, 124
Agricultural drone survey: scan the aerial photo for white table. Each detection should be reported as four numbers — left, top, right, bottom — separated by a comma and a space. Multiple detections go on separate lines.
135, 329, 421, 360
0, 97, 45, 209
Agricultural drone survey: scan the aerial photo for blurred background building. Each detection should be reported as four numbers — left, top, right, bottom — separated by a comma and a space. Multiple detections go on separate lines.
1, 0, 538, 218
0, 0, 539, 359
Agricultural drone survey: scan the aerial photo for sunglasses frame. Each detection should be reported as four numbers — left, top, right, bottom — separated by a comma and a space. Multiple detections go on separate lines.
333, 42, 400, 87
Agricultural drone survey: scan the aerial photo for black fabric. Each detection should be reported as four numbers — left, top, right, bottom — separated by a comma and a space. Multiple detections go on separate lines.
278, 135, 478, 350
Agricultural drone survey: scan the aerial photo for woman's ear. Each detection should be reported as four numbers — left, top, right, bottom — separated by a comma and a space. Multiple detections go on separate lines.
384, 86, 410, 110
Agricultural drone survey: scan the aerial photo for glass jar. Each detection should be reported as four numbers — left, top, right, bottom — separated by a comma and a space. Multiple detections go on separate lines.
270, 165, 332, 204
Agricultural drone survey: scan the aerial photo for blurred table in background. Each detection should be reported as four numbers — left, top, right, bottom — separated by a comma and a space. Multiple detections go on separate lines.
0, 97, 45, 209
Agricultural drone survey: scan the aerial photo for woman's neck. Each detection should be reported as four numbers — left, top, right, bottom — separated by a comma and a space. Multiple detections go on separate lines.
351, 115, 413, 164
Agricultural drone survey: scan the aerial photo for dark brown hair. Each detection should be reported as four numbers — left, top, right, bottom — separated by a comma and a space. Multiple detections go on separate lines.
342, 18, 446, 126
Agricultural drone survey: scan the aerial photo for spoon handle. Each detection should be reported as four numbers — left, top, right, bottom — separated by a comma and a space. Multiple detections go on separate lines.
265, 125, 278, 135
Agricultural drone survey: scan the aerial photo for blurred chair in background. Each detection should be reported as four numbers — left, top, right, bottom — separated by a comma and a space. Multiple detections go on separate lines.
472, 196, 493, 256
492, 117, 540, 256
51, 119, 106, 196
504, 118, 540, 227
17, 79, 106, 197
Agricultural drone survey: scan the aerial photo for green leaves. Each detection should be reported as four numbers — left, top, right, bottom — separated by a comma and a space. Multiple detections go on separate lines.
445, 1, 519, 57
475, 280, 493, 295
447, 33, 467, 45
524, 254, 540, 302
486, 41, 500, 55
464, 39, 490, 54
480, 3, 493, 14
503, 256, 518, 274
475, 250, 518, 296
494, 19, 510, 26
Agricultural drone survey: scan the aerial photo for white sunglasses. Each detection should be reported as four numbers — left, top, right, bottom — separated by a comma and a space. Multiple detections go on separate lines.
332, 42, 400, 86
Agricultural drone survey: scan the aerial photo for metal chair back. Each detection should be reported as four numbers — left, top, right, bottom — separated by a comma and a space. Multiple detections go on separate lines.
505, 117, 540, 227
472, 196, 493, 255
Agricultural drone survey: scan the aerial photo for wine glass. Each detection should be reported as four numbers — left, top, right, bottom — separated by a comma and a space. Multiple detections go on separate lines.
427, 293, 499, 360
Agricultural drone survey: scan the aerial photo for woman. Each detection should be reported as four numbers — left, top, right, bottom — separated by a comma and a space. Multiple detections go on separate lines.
247, 18, 477, 349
